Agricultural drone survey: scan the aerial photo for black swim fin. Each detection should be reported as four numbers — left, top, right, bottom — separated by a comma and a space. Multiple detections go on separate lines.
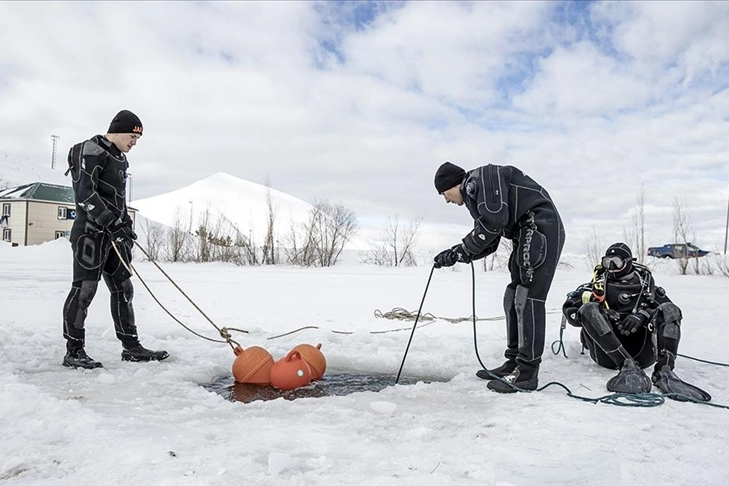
652, 365, 711, 402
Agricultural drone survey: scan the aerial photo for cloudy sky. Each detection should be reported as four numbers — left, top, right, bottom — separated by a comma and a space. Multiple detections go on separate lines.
1, 1, 728, 253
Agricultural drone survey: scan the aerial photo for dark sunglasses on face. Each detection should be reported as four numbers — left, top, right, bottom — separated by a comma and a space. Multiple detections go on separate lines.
602, 255, 626, 271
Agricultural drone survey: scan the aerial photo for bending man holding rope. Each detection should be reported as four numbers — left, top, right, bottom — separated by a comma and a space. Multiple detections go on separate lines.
432, 162, 565, 393
562, 243, 711, 401
62, 110, 168, 369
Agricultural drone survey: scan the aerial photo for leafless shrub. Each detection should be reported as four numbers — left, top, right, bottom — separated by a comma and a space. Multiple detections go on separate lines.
166, 206, 192, 262
284, 200, 358, 267
672, 195, 694, 275
234, 227, 260, 266
709, 254, 729, 278
481, 239, 511, 272
364, 214, 422, 267
584, 228, 604, 270
193, 207, 214, 263
315, 201, 358, 266
261, 181, 278, 265
624, 186, 646, 264
140, 218, 165, 261
192, 208, 263, 265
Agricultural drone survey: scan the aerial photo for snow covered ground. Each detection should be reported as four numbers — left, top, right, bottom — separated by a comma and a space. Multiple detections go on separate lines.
2, 240, 728, 485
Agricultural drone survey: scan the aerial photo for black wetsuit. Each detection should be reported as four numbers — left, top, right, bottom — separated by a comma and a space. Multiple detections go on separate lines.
562, 263, 682, 370
459, 164, 565, 373
62, 135, 138, 351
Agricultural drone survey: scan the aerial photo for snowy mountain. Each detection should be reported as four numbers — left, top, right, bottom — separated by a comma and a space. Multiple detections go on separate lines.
132, 172, 320, 245
131, 172, 471, 256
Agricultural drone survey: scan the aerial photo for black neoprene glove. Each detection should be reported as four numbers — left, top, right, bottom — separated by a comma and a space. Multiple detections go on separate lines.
618, 309, 651, 335
433, 244, 471, 268
109, 219, 137, 244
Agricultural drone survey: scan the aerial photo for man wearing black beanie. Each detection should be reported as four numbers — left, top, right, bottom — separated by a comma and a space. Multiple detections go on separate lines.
433, 161, 565, 393
61, 110, 168, 369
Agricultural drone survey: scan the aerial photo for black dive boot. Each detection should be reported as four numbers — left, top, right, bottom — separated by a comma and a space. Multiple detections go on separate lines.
652, 366, 711, 402
606, 359, 651, 394
487, 366, 539, 393
476, 361, 517, 380
63, 348, 103, 369
121, 343, 169, 362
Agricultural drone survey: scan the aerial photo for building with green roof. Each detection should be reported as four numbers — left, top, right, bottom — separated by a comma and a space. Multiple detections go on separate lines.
0, 182, 136, 246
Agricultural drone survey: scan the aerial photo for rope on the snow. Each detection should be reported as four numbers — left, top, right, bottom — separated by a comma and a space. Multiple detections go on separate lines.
375, 308, 437, 321
264, 320, 440, 341
550, 315, 569, 358
375, 307, 561, 323
113, 240, 249, 351
375, 307, 503, 323
677, 354, 729, 368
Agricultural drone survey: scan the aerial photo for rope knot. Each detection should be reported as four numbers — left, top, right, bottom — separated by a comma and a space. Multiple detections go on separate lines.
219, 328, 233, 341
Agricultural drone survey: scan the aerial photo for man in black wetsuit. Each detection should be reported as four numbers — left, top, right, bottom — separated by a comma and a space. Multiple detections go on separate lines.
62, 110, 168, 369
562, 242, 711, 401
433, 162, 565, 393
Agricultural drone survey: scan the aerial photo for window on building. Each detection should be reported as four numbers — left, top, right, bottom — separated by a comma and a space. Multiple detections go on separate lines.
58, 207, 67, 219
1, 203, 10, 217
55, 231, 67, 239
2, 228, 10, 242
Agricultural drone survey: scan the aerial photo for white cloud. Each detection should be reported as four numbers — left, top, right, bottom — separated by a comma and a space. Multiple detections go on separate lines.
0, 1, 728, 254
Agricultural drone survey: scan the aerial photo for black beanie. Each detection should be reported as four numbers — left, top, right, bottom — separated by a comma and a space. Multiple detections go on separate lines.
108, 110, 143, 135
434, 162, 466, 194
605, 242, 632, 261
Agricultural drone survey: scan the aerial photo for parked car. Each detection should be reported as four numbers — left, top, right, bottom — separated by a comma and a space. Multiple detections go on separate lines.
647, 243, 709, 259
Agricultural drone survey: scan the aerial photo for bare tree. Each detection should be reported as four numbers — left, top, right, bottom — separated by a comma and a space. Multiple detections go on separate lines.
193, 207, 257, 264
237, 229, 260, 265
624, 186, 646, 265
194, 207, 214, 263
284, 217, 318, 266
481, 238, 511, 271
584, 227, 604, 270
284, 200, 358, 267
672, 194, 698, 275
216, 213, 259, 265
261, 180, 278, 265
140, 218, 165, 261
710, 254, 729, 278
315, 201, 358, 267
365, 214, 422, 267
166, 207, 192, 262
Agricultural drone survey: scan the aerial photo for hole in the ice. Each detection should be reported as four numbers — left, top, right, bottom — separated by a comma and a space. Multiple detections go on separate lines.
202, 371, 449, 403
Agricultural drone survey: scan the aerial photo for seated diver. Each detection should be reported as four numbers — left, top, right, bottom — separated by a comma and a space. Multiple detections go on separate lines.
562, 242, 711, 401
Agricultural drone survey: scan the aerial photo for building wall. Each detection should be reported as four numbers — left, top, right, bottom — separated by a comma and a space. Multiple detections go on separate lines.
1, 199, 136, 246
25, 200, 76, 246
1, 200, 28, 245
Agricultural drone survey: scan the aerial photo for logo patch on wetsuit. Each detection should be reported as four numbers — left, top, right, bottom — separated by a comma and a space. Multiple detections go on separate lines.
466, 180, 476, 196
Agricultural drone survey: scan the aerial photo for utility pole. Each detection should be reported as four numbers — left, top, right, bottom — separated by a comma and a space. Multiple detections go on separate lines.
50, 134, 60, 169
127, 173, 133, 203
188, 201, 193, 233
724, 192, 729, 255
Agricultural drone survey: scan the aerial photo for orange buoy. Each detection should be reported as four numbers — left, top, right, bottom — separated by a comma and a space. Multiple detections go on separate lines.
291, 343, 327, 380
270, 350, 312, 390
232, 345, 274, 385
